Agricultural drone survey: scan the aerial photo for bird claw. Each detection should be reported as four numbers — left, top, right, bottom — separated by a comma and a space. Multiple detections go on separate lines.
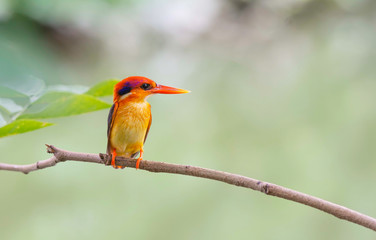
112, 164, 124, 169
136, 157, 142, 169
136, 148, 144, 169
111, 149, 124, 169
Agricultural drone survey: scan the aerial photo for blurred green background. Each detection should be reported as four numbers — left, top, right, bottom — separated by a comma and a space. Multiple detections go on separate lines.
1, 0, 376, 239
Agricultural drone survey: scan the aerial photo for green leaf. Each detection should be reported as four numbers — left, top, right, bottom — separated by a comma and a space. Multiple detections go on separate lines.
47, 84, 89, 94
85, 79, 119, 97
0, 98, 24, 114
0, 119, 53, 138
0, 105, 11, 117
0, 106, 11, 127
0, 113, 7, 128
18, 92, 111, 119
2, 77, 46, 98
18, 92, 75, 116
0, 86, 30, 106
0, 85, 28, 98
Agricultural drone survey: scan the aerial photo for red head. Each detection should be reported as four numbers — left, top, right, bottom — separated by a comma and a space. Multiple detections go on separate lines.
113, 76, 189, 102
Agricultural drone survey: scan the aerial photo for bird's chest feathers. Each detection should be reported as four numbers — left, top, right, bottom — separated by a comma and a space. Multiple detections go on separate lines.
111, 101, 150, 147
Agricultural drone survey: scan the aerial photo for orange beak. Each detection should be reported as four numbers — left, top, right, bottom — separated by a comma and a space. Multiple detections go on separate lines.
150, 85, 190, 94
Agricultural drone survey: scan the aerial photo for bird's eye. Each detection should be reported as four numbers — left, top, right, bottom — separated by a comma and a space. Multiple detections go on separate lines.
141, 83, 152, 90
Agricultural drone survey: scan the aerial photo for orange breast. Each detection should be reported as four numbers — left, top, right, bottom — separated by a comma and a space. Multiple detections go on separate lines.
110, 99, 151, 157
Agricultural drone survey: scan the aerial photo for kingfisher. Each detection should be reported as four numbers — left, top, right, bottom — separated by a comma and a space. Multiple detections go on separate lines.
107, 76, 189, 169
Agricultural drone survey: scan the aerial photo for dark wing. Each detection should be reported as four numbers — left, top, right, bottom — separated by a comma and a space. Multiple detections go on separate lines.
144, 112, 152, 144
106, 103, 118, 154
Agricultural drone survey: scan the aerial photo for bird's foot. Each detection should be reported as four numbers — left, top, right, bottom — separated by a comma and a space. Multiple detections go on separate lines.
136, 148, 144, 169
136, 157, 142, 169
111, 149, 123, 169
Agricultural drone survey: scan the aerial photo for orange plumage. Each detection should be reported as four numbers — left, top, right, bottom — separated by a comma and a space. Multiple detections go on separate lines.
107, 76, 189, 169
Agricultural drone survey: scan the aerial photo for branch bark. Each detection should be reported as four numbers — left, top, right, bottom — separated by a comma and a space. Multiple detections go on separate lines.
0, 144, 375, 232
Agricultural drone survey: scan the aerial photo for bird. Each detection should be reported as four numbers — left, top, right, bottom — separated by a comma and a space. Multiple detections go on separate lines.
107, 76, 189, 169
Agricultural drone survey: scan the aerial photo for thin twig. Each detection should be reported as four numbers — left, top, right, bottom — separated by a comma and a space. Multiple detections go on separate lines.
0, 144, 375, 232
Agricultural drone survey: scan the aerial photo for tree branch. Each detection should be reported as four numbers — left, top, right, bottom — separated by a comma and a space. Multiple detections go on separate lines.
0, 145, 375, 232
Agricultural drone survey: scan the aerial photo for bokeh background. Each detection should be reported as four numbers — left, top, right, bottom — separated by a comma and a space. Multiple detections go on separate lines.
1, 0, 376, 239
